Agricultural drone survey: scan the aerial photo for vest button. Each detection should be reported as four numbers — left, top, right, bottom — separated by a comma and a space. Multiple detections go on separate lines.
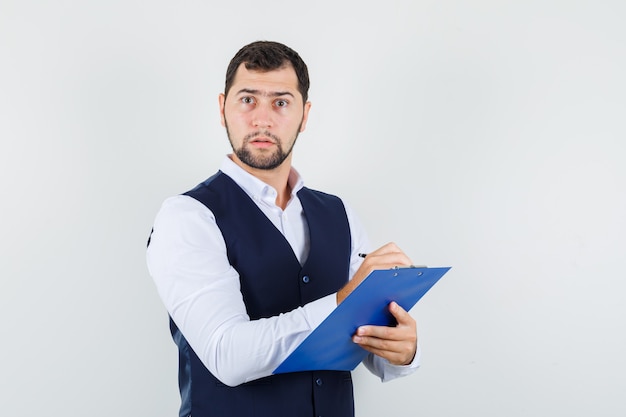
316, 378, 323, 386
302, 275, 310, 284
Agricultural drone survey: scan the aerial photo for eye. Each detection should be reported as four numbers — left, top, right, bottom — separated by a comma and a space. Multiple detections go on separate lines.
241, 96, 255, 105
275, 99, 288, 108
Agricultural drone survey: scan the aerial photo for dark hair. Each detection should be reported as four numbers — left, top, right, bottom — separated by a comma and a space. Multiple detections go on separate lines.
224, 41, 310, 103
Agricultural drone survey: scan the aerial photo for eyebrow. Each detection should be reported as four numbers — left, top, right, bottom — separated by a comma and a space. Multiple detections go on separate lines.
235, 88, 295, 98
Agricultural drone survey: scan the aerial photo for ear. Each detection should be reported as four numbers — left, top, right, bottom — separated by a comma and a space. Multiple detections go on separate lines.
218, 93, 226, 127
299, 101, 312, 133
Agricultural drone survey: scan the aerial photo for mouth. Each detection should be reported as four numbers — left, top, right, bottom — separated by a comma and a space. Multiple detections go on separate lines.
248, 134, 277, 149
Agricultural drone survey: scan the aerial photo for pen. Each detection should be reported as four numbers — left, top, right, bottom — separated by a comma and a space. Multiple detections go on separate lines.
358, 253, 367, 258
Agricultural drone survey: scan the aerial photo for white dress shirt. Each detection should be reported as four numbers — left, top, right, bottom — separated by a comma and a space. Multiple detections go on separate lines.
146, 156, 420, 387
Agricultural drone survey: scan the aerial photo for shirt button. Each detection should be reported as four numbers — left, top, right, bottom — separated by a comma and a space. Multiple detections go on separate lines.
302, 275, 310, 284
316, 378, 323, 386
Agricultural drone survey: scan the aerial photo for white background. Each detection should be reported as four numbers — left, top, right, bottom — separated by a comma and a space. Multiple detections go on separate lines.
1, 1, 625, 416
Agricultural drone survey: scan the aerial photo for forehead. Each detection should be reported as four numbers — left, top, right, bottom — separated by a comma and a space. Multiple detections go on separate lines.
229, 64, 300, 98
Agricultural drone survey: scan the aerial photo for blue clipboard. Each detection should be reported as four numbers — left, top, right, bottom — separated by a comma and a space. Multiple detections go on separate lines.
273, 266, 450, 374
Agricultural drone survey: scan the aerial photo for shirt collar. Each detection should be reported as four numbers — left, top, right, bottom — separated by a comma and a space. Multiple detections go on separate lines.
219, 155, 305, 206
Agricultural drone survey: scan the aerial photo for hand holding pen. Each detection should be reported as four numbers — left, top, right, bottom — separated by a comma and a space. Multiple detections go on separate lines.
338, 242, 412, 304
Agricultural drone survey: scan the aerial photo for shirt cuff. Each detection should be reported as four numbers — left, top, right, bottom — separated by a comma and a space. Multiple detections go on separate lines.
379, 343, 421, 382
301, 293, 337, 329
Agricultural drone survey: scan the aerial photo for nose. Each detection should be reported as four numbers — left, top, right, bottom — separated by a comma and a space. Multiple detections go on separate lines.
251, 103, 273, 129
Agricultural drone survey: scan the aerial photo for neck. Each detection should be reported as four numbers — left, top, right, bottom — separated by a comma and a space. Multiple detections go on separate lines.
230, 154, 293, 210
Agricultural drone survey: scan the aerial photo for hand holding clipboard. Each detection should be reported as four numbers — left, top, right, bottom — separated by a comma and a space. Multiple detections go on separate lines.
274, 255, 450, 374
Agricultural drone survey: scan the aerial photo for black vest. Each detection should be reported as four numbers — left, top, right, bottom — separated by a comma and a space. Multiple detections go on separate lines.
170, 171, 354, 417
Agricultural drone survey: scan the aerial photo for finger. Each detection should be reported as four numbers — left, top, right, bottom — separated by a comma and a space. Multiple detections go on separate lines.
388, 302, 415, 326
352, 332, 402, 351
351, 304, 418, 366
364, 242, 406, 259
347, 257, 412, 296
376, 242, 402, 254
339, 245, 412, 304
353, 305, 414, 340
352, 333, 415, 365
370, 242, 409, 257
361, 253, 413, 270
355, 322, 411, 342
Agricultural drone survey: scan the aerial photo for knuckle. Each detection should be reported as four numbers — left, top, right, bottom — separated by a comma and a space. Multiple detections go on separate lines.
382, 327, 394, 339
379, 340, 390, 351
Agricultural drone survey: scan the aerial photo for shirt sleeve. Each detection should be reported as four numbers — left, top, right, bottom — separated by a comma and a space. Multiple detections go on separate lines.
146, 195, 336, 387
343, 201, 421, 382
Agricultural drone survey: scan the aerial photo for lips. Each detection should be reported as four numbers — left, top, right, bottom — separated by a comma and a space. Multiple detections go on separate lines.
249, 137, 275, 148
245, 130, 278, 148
251, 137, 273, 143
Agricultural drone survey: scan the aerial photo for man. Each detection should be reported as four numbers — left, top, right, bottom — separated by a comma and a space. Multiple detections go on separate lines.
147, 40, 419, 417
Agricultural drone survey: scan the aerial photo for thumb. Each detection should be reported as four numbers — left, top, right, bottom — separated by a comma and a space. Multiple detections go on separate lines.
389, 301, 410, 324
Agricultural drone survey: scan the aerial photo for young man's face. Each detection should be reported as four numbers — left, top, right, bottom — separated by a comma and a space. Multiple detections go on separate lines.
219, 64, 311, 171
